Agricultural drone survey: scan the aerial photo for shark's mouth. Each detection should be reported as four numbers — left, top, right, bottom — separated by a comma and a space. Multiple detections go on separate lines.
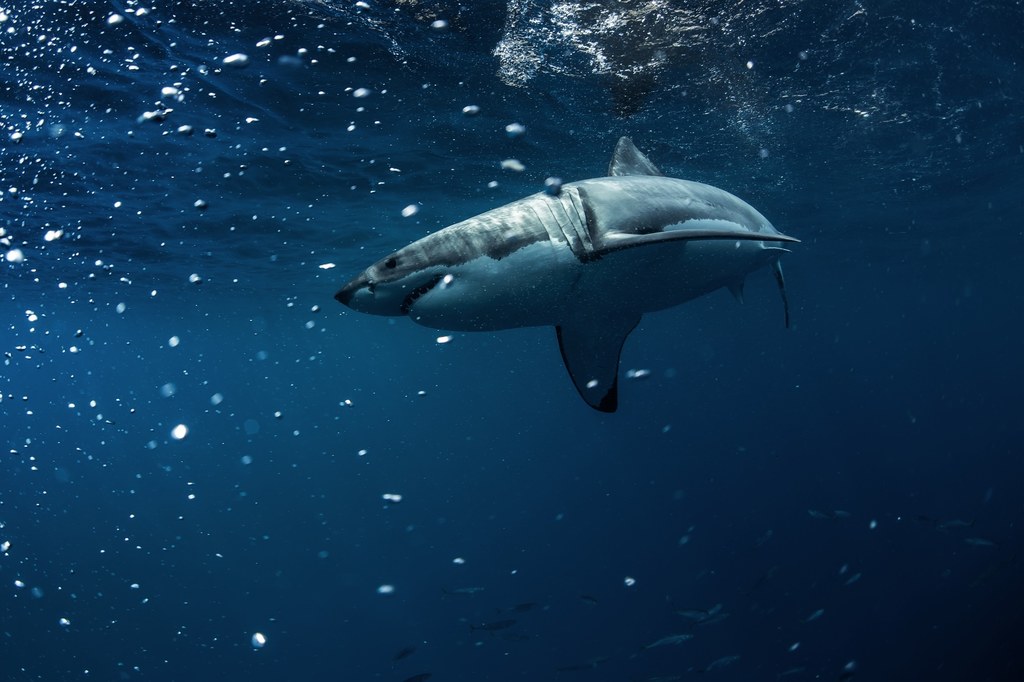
399, 274, 444, 315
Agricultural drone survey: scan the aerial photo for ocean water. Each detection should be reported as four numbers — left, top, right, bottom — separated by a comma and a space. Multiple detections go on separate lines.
2, 1, 1022, 681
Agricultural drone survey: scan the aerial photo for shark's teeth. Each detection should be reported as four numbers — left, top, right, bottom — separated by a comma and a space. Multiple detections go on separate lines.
400, 275, 444, 314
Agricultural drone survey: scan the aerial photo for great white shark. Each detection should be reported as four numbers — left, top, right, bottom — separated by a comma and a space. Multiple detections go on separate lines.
335, 137, 797, 412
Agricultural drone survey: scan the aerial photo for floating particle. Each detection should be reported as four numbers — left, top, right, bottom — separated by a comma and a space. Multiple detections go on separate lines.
177, 124, 194, 135
223, 53, 250, 68
10, 131, 23, 142
382, 493, 403, 503
377, 584, 395, 595
759, 148, 769, 159
30, 586, 43, 598
431, 19, 449, 30
401, 204, 419, 218
789, 641, 800, 652
188, 273, 203, 284
625, 368, 651, 380
624, 576, 636, 587
453, 557, 465, 565
505, 122, 526, 138
353, 87, 372, 98
500, 159, 525, 172
204, 128, 217, 138
318, 262, 336, 270
116, 303, 126, 314
251, 632, 266, 648
171, 424, 188, 440
357, 449, 367, 456
436, 335, 452, 344
59, 617, 71, 627
44, 229, 63, 242
137, 108, 171, 124
5, 249, 24, 263
544, 177, 562, 196
194, 199, 208, 210
160, 383, 177, 398
869, 519, 878, 530
274, 411, 283, 419
462, 104, 480, 116
211, 393, 224, 405
14, 580, 25, 589
241, 455, 253, 465
168, 336, 180, 348
746, 60, 755, 69
130, 583, 140, 589
0, 540, 9, 552
161, 86, 180, 99
107, 13, 124, 25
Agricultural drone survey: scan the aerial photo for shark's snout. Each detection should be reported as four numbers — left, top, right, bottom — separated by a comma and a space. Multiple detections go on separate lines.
334, 275, 367, 307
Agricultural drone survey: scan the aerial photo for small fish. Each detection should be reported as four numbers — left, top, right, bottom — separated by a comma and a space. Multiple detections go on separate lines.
676, 603, 725, 624
937, 519, 974, 531
804, 608, 825, 622
402, 674, 432, 682
393, 645, 416, 661
777, 666, 807, 679
644, 633, 693, 649
443, 586, 485, 595
470, 618, 517, 632
698, 612, 730, 626
705, 655, 741, 671
964, 537, 996, 547
676, 608, 710, 621
555, 657, 608, 672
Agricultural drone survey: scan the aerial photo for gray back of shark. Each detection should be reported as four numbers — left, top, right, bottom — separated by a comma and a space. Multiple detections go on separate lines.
336, 137, 797, 412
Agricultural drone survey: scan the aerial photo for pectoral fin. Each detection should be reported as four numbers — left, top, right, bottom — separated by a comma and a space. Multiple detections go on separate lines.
597, 225, 798, 257
771, 259, 791, 329
556, 313, 642, 413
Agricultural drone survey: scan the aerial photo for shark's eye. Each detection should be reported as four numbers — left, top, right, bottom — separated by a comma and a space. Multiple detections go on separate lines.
384, 257, 398, 269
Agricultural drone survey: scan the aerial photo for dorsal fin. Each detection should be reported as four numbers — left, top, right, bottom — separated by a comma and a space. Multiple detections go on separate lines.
607, 137, 663, 177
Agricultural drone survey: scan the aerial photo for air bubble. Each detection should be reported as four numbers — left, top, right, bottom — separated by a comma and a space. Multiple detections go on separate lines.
223, 53, 250, 68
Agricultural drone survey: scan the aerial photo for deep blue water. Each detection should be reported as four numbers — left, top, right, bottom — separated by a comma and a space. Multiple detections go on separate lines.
2, 1, 1023, 681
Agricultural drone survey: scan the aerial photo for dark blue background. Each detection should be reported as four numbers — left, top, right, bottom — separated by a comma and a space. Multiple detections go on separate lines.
2, 1, 1021, 680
